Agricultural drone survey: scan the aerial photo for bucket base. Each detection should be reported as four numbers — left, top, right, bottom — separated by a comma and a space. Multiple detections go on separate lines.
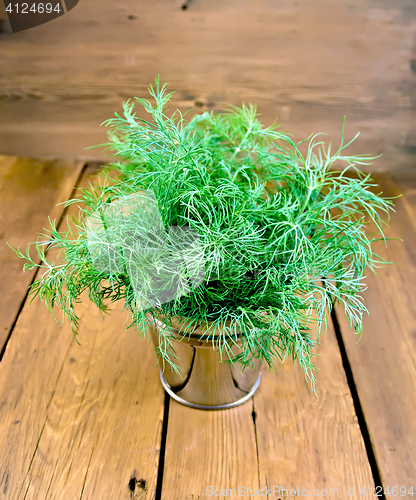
159, 370, 262, 410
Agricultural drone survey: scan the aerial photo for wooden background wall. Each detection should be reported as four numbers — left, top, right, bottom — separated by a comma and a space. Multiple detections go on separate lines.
0, 0, 415, 172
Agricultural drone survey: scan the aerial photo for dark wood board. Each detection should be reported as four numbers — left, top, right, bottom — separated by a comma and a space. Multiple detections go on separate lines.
0, 0, 415, 173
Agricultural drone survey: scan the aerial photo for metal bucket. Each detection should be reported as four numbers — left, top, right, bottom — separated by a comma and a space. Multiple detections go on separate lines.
150, 318, 262, 410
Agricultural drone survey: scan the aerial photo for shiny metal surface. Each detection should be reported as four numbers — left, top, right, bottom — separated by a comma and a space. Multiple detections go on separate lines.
150, 318, 262, 410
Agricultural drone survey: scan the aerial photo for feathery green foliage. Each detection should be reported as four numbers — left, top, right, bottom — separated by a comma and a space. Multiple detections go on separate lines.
12, 78, 395, 390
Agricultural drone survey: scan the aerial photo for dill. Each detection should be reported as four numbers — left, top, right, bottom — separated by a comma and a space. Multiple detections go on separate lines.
11, 77, 396, 390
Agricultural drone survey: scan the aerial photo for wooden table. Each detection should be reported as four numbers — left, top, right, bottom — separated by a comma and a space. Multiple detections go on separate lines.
0, 156, 414, 500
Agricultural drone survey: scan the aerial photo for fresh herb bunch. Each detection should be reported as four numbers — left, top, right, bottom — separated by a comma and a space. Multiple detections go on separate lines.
13, 78, 394, 389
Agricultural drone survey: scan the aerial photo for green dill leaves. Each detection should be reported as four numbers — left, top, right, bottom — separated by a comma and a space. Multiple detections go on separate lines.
12, 78, 396, 390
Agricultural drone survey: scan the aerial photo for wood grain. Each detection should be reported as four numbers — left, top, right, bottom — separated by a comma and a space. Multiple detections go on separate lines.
161, 319, 373, 499
254, 320, 373, 499
335, 174, 416, 496
161, 399, 260, 499
0, 164, 165, 500
0, 155, 85, 352
0, 0, 415, 172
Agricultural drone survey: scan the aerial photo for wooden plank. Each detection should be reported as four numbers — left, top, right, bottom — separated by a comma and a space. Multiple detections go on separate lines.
0, 164, 165, 499
161, 399, 260, 498
0, 0, 415, 170
335, 173, 416, 495
0, 155, 85, 352
161, 320, 373, 498
0, 298, 165, 500
255, 321, 374, 499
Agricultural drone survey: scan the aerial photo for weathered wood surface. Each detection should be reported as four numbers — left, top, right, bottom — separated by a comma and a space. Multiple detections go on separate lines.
0, 165, 165, 500
256, 321, 374, 499
162, 320, 373, 499
336, 173, 416, 496
0, 156, 84, 352
1, 159, 415, 499
0, 0, 415, 172
161, 399, 260, 498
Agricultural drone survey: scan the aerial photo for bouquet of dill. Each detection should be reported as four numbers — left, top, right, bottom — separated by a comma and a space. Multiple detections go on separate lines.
13, 78, 394, 389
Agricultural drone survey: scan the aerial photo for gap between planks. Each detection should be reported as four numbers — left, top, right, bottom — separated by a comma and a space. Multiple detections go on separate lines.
334, 172, 416, 496
331, 307, 386, 500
